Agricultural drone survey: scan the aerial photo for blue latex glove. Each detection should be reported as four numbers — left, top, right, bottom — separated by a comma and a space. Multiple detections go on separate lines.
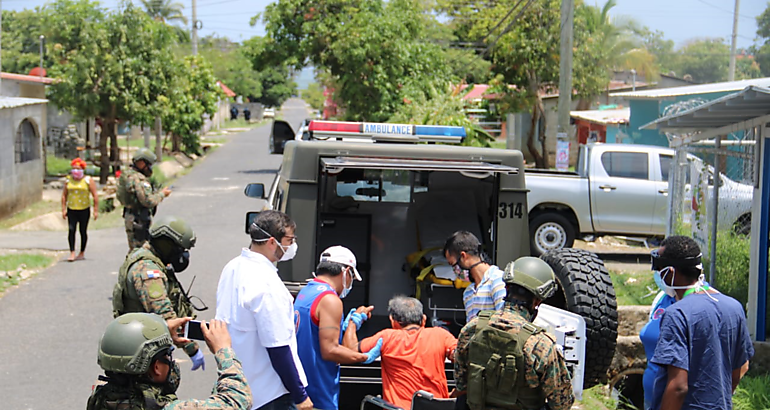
191, 349, 205, 371
363, 338, 383, 364
341, 308, 356, 332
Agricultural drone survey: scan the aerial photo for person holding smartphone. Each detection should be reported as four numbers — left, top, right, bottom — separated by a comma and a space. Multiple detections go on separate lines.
88, 313, 252, 410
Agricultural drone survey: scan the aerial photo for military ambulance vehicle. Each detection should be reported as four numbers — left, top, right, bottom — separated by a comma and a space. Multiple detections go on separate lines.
246, 120, 619, 407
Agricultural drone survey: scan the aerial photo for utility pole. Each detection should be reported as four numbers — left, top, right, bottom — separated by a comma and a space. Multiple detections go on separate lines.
728, 0, 740, 81
556, 0, 574, 170
39, 35, 44, 77
1, 0, 4, 94
191, 0, 198, 55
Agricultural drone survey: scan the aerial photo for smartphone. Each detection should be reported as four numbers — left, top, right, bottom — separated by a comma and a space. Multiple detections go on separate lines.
184, 320, 205, 341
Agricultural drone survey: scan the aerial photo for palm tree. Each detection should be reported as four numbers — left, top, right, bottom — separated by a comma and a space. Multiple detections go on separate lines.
581, 0, 659, 81
140, 0, 188, 25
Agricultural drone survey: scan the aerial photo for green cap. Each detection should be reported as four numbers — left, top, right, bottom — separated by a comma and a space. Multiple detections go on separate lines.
149, 215, 196, 249
133, 147, 157, 165
97, 313, 173, 375
503, 257, 557, 300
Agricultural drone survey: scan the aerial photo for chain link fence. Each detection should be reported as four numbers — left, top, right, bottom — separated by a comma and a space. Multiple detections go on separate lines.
665, 101, 757, 306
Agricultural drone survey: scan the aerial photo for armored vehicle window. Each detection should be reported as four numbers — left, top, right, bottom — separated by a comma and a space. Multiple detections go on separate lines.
336, 169, 412, 203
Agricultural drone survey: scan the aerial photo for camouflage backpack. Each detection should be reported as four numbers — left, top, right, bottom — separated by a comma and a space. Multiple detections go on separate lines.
87, 380, 176, 410
466, 311, 547, 410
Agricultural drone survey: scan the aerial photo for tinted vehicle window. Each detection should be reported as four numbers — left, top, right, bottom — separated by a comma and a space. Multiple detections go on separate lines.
660, 154, 673, 182
600, 152, 649, 180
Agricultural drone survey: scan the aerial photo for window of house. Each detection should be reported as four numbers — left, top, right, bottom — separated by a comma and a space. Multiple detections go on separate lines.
600, 152, 649, 180
15, 119, 39, 163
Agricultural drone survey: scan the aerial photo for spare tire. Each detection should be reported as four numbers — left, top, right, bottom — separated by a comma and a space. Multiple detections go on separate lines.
540, 248, 618, 386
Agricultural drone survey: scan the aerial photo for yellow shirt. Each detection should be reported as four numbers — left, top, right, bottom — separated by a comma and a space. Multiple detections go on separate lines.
66, 176, 92, 210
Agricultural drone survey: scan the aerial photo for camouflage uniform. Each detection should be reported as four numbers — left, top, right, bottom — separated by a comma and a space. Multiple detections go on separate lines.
87, 347, 252, 410
112, 243, 198, 357
454, 303, 574, 410
119, 168, 165, 250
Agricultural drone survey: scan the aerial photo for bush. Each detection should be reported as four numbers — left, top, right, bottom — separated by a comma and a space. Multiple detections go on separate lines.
46, 156, 71, 176
707, 230, 751, 307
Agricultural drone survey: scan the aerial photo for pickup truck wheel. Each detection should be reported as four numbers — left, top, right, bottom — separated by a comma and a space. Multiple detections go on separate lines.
540, 248, 618, 386
530, 213, 575, 256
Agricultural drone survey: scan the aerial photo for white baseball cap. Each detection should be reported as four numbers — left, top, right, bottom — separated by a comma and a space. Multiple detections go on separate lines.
319, 246, 362, 281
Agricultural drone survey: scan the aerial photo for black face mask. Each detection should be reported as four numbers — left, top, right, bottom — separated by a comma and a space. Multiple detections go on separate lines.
171, 250, 190, 273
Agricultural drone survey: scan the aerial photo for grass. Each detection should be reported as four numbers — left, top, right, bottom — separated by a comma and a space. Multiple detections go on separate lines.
0, 200, 60, 229
610, 270, 657, 306
46, 155, 72, 176
0, 252, 56, 294
579, 384, 624, 410
734, 374, 770, 410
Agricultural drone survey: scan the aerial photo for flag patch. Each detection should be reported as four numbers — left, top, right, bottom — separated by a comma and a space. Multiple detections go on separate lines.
147, 270, 161, 279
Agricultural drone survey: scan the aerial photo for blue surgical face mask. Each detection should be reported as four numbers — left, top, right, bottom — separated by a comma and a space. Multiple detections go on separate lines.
340, 268, 354, 299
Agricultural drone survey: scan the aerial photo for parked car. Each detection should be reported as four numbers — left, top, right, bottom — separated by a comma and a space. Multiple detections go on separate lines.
526, 143, 753, 255
263, 107, 275, 119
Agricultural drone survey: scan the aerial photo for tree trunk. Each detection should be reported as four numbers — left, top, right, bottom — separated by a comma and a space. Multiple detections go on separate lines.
538, 112, 549, 169
576, 98, 591, 110
100, 117, 117, 184
109, 124, 119, 163
526, 99, 545, 169
171, 133, 180, 153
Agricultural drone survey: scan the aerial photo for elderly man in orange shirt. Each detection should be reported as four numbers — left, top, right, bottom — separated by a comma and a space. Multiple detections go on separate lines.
343, 296, 457, 409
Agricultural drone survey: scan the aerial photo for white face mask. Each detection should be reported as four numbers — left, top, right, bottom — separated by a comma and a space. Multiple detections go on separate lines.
340, 268, 354, 298
655, 267, 705, 299
279, 242, 298, 262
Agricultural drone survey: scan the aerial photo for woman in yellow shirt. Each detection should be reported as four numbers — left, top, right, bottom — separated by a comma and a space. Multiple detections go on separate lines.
61, 158, 99, 262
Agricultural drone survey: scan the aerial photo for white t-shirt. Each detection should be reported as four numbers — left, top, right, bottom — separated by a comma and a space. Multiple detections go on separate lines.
216, 248, 307, 409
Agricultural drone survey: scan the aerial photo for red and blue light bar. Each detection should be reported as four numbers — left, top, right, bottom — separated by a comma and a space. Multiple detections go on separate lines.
308, 120, 466, 143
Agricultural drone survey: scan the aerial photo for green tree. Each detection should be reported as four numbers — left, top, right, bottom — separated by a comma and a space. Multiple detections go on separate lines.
160, 55, 221, 154
0, 9, 47, 75
639, 27, 678, 75
195, 35, 262, 100
253, 0, 453, 121
140, 0, 187, 24
302, 82, 325, 111
753, 3, 770, 76
674, 38, 730, 83
48, 1, 177, 183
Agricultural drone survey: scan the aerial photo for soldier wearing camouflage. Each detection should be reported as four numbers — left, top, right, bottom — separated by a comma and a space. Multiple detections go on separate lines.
113, 216, 202, 365
117, 147, 170, 251
87, 313, 252, 410
454, 257, 574, 410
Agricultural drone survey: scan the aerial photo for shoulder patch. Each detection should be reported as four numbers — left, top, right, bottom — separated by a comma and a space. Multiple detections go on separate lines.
143, 182, 151, 188
146, 270, 161, 279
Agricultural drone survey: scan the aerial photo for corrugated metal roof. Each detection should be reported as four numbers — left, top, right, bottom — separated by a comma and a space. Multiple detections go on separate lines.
570, 108, 630, 125
641, 85, 770, 146
0, 96, 48, 109
610, 77, 770, 99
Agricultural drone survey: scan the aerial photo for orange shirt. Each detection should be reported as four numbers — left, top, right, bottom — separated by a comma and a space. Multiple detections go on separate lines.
360, 327, 457, 410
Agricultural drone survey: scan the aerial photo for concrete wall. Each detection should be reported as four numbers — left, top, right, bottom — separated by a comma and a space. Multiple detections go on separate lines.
0, 103, 47, 219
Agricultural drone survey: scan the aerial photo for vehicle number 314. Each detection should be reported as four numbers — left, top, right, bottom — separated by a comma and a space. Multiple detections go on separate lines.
498, 202, 523, 219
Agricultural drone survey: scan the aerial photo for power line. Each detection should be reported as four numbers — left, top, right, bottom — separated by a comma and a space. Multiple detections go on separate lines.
694, 0, 755, 21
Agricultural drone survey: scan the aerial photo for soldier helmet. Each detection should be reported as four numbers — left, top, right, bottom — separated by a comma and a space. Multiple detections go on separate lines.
132, 147, 157, 165
149, 215, 196, 249
503, 257, 557, 300
97, 313, 173, 375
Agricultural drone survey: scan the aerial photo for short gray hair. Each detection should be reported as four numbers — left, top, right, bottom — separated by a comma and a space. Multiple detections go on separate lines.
387, 296, 423, 327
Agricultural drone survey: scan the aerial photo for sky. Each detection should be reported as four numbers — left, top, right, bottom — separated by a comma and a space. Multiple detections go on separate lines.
2, 0, 766, 49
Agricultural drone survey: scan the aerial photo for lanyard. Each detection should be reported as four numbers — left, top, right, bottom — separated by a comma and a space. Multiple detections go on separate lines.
683, 284, 711, 298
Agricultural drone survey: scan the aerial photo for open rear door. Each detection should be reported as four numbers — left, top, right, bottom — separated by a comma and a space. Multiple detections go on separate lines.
270, 120, 295, 155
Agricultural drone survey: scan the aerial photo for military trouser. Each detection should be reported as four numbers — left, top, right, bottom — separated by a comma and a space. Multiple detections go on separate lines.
123, 208, 151, 251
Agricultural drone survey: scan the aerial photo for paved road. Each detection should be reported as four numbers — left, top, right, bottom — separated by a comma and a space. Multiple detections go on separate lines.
0, 98, 311, 408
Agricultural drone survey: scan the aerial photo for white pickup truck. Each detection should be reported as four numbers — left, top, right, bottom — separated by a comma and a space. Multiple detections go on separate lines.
526, 143, 753, 255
